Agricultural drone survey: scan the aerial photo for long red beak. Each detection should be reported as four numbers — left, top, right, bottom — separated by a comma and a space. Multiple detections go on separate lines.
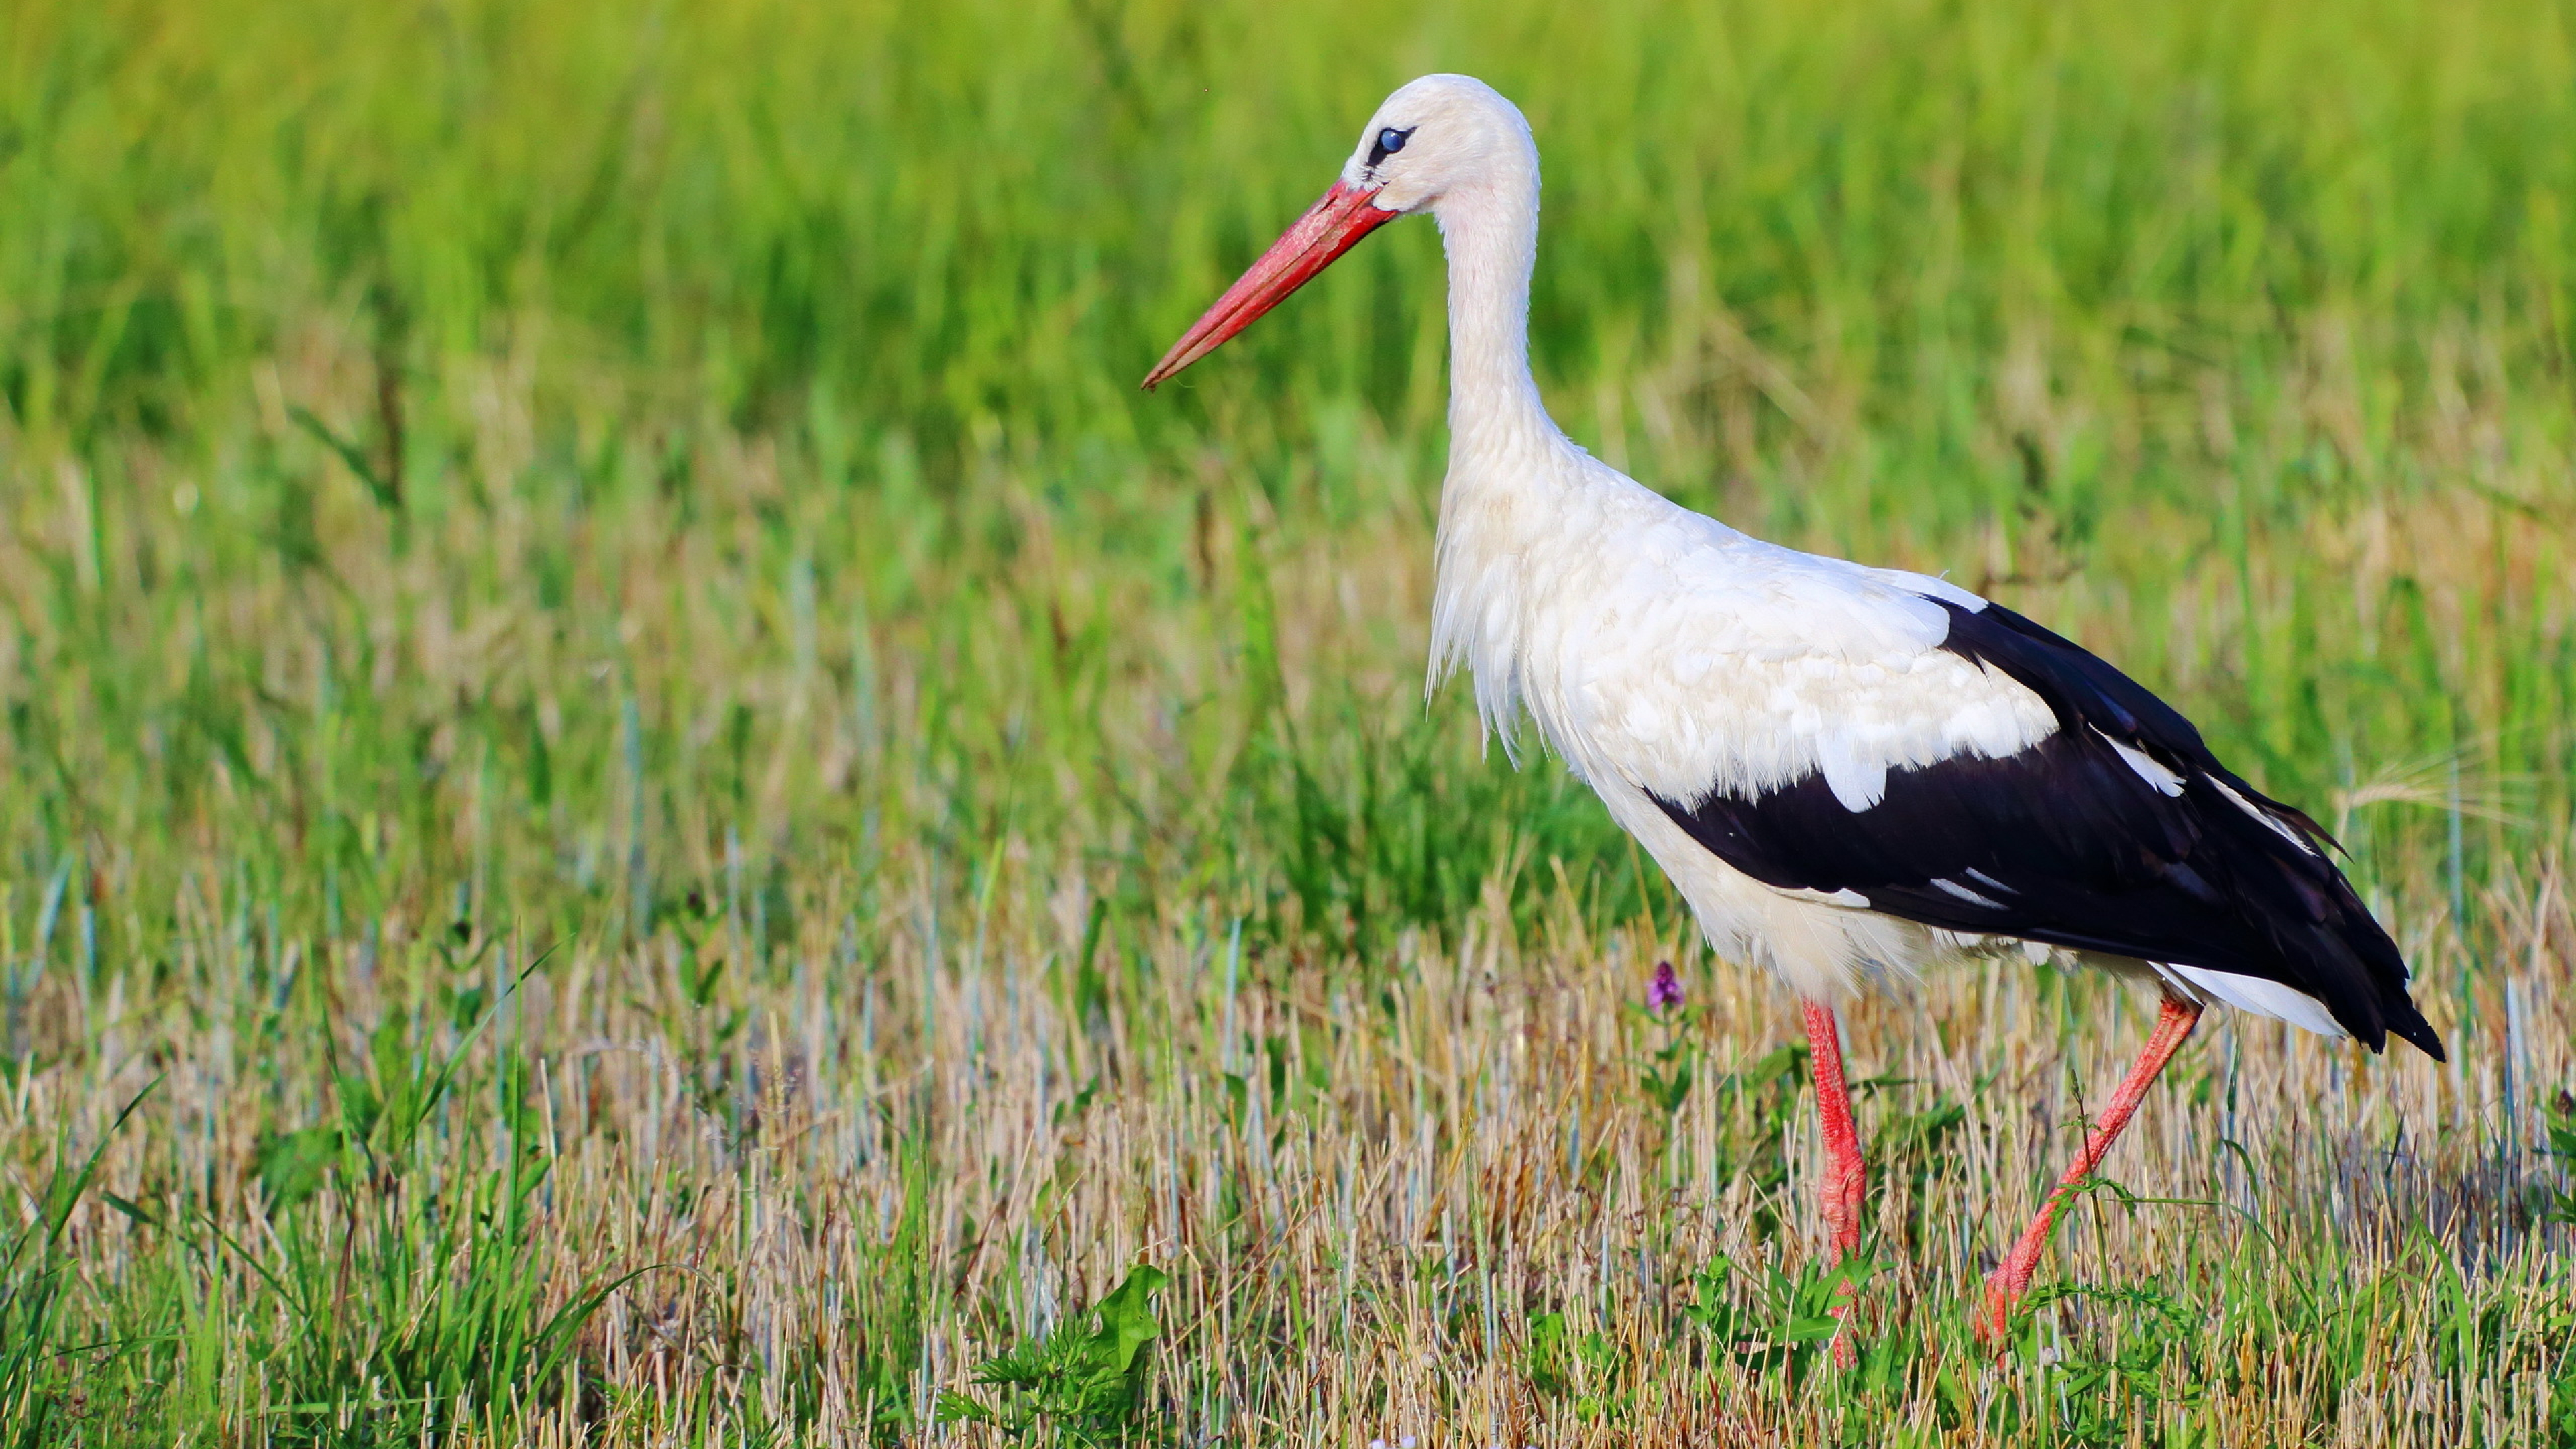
1141, 180, 1401, 390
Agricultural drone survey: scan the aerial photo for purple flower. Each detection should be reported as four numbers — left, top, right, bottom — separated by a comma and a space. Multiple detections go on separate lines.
1647, 959, 1684, 1015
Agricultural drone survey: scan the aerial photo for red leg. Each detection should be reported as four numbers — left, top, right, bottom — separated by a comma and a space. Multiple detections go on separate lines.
1978, 995, 2204, 1343
1801, 999, 1867, 1366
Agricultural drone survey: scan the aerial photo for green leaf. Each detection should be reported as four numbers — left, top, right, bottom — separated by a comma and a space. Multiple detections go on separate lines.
1527, 1311, 1571, 1396
1682, 1260, 1743, 1338
1781, 1314, 1843, 1344
1090, 1263, 1168, 1373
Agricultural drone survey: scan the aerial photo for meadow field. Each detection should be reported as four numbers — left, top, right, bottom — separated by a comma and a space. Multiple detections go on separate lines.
2, 0, 2574, 1442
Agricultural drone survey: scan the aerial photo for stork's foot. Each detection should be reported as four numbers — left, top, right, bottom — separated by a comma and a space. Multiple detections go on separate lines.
1974, 996, 2204, 1346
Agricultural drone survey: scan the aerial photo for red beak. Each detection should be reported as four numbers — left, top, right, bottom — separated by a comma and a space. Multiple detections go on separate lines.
1141, 180, 1401, 390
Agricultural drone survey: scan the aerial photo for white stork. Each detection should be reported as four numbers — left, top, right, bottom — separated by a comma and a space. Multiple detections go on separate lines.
1143, 74, 2445, 1348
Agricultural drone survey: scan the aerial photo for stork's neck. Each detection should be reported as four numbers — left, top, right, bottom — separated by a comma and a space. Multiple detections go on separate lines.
1424, 158, 1590, 740
1434, 169, 1562, 467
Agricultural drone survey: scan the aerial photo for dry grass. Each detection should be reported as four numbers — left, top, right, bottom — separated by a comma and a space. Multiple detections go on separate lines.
11, 798, 2573, 1444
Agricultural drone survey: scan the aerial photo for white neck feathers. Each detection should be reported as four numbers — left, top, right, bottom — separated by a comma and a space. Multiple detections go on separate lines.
1423, 127, 1587, 753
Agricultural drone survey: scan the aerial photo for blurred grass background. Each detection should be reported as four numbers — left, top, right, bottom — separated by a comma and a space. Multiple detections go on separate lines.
2, 0, 2573, 1442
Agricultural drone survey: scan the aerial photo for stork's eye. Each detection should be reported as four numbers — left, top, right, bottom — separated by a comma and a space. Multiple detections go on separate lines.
1366, 125, 1415, 170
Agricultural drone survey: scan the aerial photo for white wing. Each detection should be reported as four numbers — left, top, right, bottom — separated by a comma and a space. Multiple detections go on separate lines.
1504, 488, 2057, 808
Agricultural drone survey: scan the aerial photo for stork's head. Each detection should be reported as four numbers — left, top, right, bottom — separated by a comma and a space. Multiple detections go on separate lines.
1142, 74, 1535, 389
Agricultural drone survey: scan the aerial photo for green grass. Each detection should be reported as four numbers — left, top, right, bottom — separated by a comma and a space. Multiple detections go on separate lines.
2, 0, 2574, 1442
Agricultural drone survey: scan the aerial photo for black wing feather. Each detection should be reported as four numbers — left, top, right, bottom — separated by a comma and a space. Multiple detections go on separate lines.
1652, 599, 2445, 1060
